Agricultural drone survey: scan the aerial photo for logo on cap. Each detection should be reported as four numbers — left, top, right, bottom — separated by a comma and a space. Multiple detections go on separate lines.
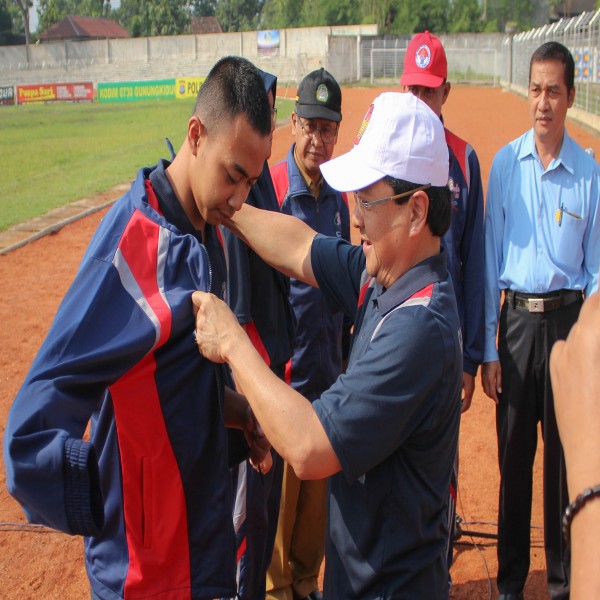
316, 84, 329, 103
415, 44, 432, 69
354, 104, 374, 145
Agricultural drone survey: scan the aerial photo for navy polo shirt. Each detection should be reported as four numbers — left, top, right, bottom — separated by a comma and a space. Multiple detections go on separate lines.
311, 235, 462, 600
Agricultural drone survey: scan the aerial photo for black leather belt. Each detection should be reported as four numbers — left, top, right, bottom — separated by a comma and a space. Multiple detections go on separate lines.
505, 289, 583, 313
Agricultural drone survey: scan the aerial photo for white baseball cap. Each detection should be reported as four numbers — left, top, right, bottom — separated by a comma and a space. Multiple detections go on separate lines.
320, 92, 449, 192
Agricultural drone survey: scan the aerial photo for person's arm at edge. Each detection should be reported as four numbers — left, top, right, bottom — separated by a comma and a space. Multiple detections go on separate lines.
223, 203, 319, 288
193, 290, 341, 480
481, 156, 504, 403
550, 292, 600, 600
460, 147, 485, 412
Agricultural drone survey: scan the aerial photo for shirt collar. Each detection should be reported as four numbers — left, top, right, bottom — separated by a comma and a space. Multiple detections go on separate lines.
374, 248, 448, 315
293, 145, 323, 198
519, 128, 575, 176
149, 159, 204, 242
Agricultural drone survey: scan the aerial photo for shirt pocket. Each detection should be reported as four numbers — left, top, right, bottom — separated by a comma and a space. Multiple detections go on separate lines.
553, 203, 587, 265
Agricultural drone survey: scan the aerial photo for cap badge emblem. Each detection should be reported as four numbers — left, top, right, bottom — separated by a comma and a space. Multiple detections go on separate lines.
415, 44, 432, 69
316, 84, 329, 103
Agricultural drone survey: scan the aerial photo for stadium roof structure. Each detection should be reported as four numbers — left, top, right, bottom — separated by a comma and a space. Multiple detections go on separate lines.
39, 15, 129, 43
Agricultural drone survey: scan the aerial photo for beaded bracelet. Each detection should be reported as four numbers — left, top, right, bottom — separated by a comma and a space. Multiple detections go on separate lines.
562, 484, 600, 546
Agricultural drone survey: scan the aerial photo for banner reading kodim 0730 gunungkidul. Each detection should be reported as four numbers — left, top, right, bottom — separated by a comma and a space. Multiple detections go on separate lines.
98, 80, 176, 103
17, 82, 93, 104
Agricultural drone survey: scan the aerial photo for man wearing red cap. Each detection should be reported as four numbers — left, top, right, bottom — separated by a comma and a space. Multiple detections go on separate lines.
401, 29, 485, 585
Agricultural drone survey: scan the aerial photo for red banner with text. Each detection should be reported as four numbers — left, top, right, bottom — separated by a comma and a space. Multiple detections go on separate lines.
17, 82, 94, 104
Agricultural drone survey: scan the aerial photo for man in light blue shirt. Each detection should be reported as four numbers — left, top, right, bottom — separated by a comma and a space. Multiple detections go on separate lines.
483, 41, 600, 600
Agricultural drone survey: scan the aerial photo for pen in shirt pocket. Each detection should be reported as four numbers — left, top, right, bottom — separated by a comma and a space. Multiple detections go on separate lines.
555, 203, 582, 227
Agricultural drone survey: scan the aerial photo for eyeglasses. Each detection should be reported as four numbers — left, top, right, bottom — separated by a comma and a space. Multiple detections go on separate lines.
298, 117, 338, 144
354, 184, 431, 211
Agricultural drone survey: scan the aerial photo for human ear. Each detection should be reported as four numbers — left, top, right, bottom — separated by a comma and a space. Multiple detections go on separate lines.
188, 115, 205, 154
442, 82, 451, 105
567, 86, 575, 109
409, 191, 429, 235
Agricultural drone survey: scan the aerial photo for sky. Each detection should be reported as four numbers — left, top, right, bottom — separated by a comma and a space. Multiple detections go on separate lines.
29, 0, 122, 33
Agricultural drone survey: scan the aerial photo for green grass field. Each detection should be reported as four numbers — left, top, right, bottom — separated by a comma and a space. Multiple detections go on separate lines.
0, 97, 295, 232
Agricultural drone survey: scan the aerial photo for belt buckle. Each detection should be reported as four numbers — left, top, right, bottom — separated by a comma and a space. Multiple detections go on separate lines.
528, 298, 545, 313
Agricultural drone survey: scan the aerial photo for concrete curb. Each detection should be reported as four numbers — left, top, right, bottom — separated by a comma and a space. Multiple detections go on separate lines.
0, 183, 129, 256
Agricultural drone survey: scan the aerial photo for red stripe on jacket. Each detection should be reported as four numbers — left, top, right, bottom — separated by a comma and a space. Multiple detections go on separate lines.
444, 128, 469, 191
110, 210, 191, 598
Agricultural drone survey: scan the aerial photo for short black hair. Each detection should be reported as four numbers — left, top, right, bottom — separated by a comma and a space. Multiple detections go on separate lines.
383, 176, 451, 237
529, 41, 575, 92
193, 56, 272, 137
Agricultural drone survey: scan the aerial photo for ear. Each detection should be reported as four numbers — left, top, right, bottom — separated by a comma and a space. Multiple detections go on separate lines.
442, 82, 451, 105
409, 190, 429, 236
567, 86, 575, 109
188, 115, 206, 155
291, 111, 298, 135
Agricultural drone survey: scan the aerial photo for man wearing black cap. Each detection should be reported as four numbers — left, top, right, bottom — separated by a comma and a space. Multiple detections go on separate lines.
266, 68, 350, 600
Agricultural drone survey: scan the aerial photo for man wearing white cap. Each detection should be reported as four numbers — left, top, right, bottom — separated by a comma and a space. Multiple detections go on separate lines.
401, 30, 484, 414
400, 30, 485, 584
193, 92, 462, 599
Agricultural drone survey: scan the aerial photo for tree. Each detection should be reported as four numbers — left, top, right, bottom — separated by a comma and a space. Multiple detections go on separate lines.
216, 0, 264, 32
449, 0, 482, 32
261, 0, 302, 29
392, 0, 449, 33
0, 1, 13, 45
299, 0, 359, 26
483, 0, 534, 32
190, 0, 216, 17
0, 1, 26, 46
114, 0, 189, 36
12, 0, 32, 45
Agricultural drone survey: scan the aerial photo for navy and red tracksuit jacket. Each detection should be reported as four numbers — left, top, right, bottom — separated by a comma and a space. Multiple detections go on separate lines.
3, 160, 239, 600
271, 145, 350, 401
443, 127, 485, 376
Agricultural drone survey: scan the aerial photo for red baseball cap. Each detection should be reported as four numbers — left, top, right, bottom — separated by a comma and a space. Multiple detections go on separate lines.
400, 31, 448, 88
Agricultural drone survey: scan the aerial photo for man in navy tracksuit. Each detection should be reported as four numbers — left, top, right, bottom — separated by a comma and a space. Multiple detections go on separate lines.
267, 68, 350, 600
221, 68, 296, 600
3, 57, 273, 600
401, 31, 485, 580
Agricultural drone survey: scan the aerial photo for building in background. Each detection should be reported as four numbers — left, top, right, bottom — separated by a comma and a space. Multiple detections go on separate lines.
39, 15, 129, 43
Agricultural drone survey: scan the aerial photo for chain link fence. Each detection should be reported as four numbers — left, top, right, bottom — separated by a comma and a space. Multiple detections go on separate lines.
360, 20, 600, 126
506, 9, 600, 118
361, 34, 504, 86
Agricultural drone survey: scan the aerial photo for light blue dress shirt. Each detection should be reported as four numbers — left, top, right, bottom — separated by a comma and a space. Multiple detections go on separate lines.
484, 128, 600, 362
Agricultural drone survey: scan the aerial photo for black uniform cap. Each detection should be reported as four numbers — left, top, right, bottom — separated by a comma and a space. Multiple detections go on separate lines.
295, 68, 342, 123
